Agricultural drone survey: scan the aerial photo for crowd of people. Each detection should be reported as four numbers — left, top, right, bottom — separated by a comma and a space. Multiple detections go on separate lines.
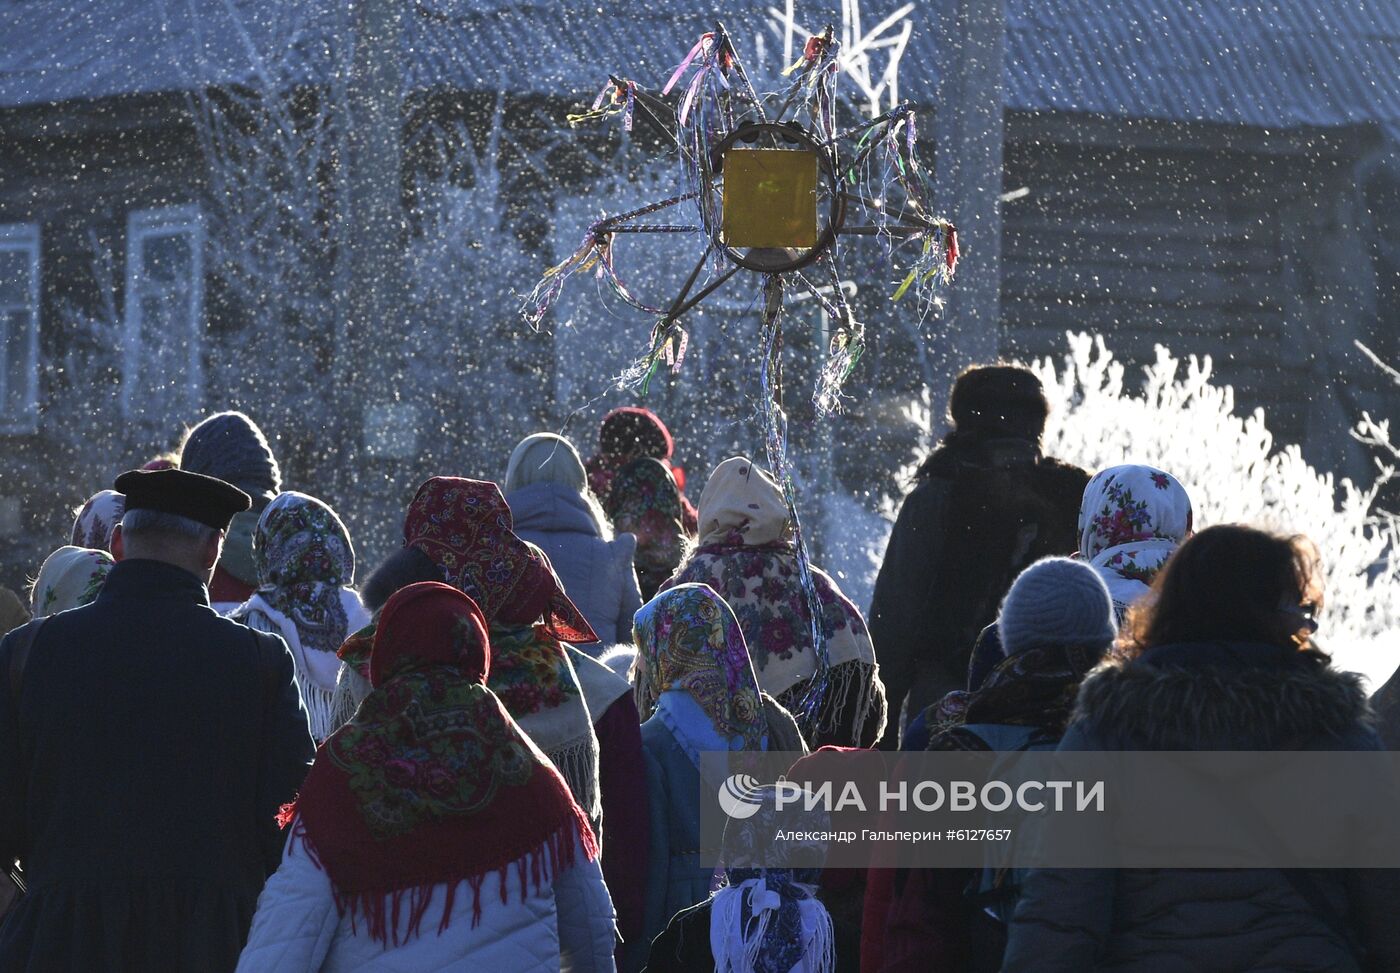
1, 364, 1397, 972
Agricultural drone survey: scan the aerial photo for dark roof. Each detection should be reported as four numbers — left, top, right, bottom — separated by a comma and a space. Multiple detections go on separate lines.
2, 0, 1399, 140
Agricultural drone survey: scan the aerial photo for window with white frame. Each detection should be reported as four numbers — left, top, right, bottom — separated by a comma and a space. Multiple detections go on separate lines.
0, 223, 40, 434
122, 205, 205, 420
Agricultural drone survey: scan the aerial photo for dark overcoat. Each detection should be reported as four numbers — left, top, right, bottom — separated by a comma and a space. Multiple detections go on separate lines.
0, 558, 314, 972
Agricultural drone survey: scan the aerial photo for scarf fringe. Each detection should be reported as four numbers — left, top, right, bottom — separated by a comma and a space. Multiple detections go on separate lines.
781, 660, 883, 746
302, 683, 339, 742
548, 738, 602, 823
297, 814, 589, 946
713, 880, 836, 973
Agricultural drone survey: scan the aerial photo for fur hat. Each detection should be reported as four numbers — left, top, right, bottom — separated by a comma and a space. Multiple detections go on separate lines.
948, 365, 1049, 441
179, 412, 282, 507
998, 557, 1116, 655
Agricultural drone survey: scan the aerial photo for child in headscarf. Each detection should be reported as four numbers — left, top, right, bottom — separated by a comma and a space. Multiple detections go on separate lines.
70, 491, 125, 553
1078, 464, 1192, 618
230, 492, 369, 741
31, 547, 114, 617
645, 784, 836, 973
665, 458, 886, 749
607, 457, 690, 601
586, 406, 698, 534
632, 584, 805, 970
236, 583, 616, 971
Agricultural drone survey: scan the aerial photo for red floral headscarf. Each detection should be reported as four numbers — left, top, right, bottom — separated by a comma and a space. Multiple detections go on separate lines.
292, 583, 596, 944
402, 477, 597, 644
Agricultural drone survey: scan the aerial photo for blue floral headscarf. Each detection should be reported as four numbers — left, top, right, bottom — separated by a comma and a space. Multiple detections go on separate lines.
634, 583, 768, 758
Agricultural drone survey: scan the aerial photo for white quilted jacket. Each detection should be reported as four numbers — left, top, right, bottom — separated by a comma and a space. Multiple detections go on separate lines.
236, 830, 617, 972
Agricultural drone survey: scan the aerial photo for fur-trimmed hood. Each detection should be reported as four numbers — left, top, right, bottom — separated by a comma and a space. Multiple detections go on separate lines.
1073, 642, 1373, 750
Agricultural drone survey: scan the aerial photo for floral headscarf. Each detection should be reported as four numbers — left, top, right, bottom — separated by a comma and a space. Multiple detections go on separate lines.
399, 482, 600, 816
695, 457, 791, 549
32, 546, 113, 617
588, 407, 698, 533
402, 477, 597, 643
1078, 465, 1192, 613
232, 492, 369, 740
250, 492, 357, 657
606, 457, 689, 599
70, 490, 125, 553
634, 583, 768, 758
668, 458, 883, 747
586, 406, 676, 497
712, 784, 834, 973
291, 583, 596, 945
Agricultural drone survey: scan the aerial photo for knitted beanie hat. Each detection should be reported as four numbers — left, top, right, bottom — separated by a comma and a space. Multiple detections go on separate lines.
998, 557, 1116, 655
179, 412, 282, 507
948, 365, 1048, 441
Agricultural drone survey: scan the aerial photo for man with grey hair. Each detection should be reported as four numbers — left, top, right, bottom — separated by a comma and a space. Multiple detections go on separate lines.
0, 468, 315, 971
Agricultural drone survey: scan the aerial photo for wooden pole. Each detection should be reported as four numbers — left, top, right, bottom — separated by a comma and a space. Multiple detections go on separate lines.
333, 0, 409, 567
930, 0, 1006, 430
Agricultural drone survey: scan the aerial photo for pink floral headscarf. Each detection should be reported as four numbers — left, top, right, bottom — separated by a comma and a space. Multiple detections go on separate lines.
70, 491, 125, 553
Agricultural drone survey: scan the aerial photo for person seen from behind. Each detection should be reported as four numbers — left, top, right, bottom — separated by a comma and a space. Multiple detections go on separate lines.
869, 365, 1088, 748
874, 557, 1116, 973
505, 432, 645, 649
664, 457, 886, 748
1001, 525, 1400, 973
236, 582, 616, 972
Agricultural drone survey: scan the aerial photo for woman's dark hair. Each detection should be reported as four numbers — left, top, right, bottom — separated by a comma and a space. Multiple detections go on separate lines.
360, 545, 441, 613
1122, 524, 1322, 658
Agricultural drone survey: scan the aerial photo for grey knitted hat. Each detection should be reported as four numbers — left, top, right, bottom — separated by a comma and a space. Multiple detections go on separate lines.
179, 412, 282, 507
998, 557, 1117, 655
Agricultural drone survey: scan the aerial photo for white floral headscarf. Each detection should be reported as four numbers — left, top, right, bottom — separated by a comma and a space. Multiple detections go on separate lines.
33, 546, 114, 617
1078, 465, 1192, 614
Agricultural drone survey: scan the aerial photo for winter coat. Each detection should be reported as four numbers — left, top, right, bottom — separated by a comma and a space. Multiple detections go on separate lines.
877, 641, 1100, 972
1369, 663, 1400, 750
1002, 641, 1400, 973
631, 696, 807, 973
235, 829, 617, 973
571, 648, 651, 960
635, 717, 707, 973
0, 559, 315, 972
509, 482, 644, 647
869, 437, 1087, 747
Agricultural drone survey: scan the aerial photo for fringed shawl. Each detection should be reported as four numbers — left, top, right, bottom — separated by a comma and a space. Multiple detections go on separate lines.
232, 492, 367, 741
289, 583, 597, 945
668, 458, 882, 745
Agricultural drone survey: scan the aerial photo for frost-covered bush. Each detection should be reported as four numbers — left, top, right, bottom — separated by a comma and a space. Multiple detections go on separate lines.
1033, 333, 1399, 681
834, 332, 1399, 683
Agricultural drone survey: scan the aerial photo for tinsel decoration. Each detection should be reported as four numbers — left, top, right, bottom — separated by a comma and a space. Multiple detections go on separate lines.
522, 21, 959, 733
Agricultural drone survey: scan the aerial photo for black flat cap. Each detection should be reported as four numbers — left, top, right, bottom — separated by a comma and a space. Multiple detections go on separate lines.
113, 468, 251, 532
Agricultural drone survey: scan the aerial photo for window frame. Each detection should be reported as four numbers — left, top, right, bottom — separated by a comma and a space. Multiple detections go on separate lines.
121, 204, 206, 419
0, 222, 41, 435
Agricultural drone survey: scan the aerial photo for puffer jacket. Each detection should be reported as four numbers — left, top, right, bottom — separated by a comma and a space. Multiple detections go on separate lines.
508, 482, 644, 647
1002, 641, 1400, 973
235, 829, 617, 972
630, 696, 807, 973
